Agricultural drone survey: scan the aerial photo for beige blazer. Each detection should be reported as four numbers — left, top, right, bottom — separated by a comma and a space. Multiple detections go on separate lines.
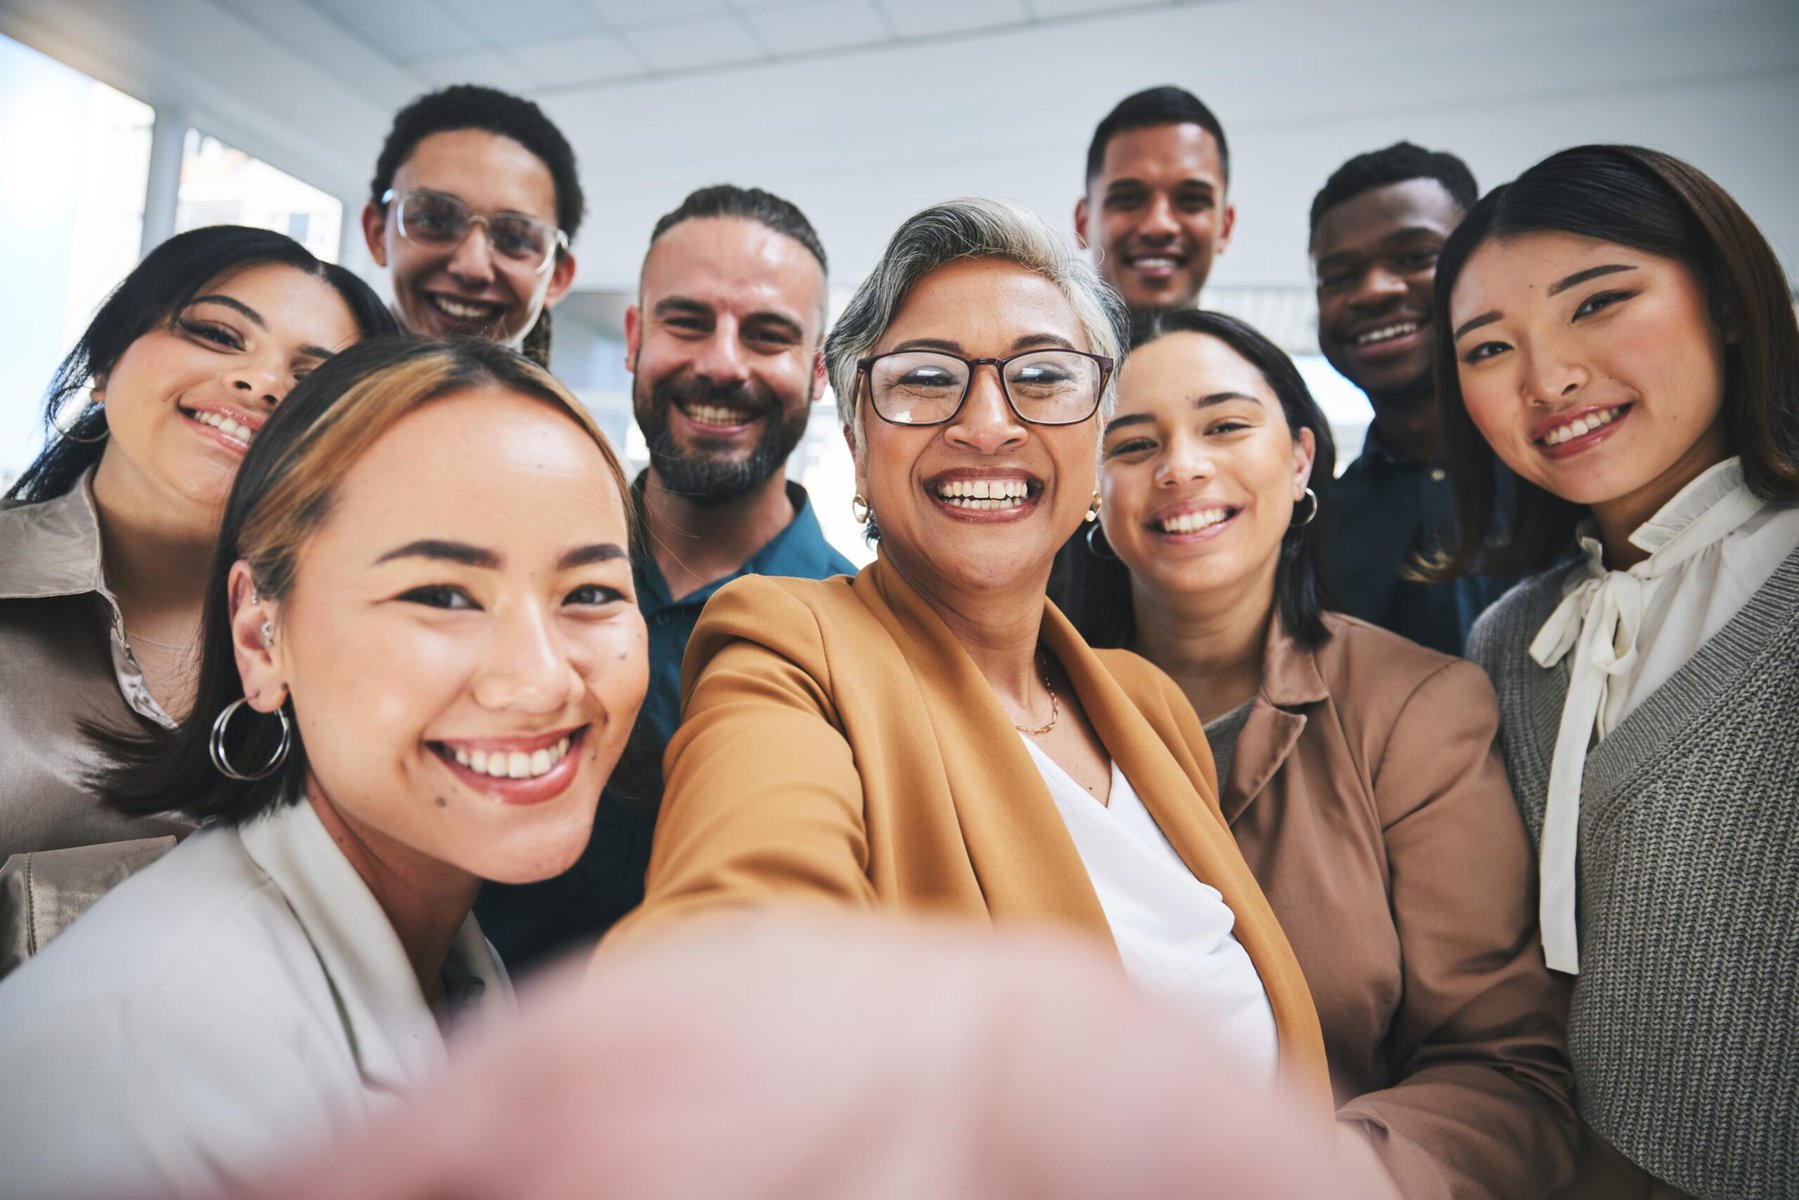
610, 556, 1330, 1103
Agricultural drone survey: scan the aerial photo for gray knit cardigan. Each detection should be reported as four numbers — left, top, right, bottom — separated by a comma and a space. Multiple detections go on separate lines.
1467, 546, 1799, 1200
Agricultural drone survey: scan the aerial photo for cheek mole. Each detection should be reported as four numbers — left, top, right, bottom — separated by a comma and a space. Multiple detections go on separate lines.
434, 795, 447, 808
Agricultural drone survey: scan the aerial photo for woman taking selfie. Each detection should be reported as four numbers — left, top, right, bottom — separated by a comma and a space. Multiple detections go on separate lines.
613, 199, 1336, 1111
1438, 145, 1799, 1198
0, 338, 648, 1198
0, 226, 394, 860
1064, 309, 1575, 1198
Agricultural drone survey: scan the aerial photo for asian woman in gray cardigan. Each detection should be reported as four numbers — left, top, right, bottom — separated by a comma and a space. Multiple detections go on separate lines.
1430, 145, 1799, 1200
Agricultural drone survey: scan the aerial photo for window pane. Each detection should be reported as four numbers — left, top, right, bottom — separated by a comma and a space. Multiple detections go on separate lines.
175, 129, 343, 264
0, 31, 153, 488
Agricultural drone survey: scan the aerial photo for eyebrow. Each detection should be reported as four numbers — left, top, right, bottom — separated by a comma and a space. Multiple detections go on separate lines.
1104, 391, 1261, 434
374, 540, 628, 570
1453, 312, 1500, 341
185, 295, 339, 361
889, 334, 1079, 354
1547, 263, 1636, 296
558, 544, 627, 569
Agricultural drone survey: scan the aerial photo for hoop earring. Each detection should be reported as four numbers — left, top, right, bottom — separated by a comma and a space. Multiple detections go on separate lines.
1290, 486, 1319, 528
1084, 491, 1102, 523
209, 698, 293, 781
851, 494, 872, 524
51, 391, 109, 444
1085, 522, 1117, 560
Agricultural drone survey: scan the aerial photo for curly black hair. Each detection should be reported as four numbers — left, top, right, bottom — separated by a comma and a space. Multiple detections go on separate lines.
1308, 141, 1477, 240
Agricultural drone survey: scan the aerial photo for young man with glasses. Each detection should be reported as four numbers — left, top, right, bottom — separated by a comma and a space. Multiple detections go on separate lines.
362, 85, 581, 363
477, 185, 855, 967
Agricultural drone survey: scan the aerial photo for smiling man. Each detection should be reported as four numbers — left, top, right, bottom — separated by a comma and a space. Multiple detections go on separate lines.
1075, 86, 1235, 319
1310, 141, 1518, 654
362, 85, 581, 364
476, 185, 854, 966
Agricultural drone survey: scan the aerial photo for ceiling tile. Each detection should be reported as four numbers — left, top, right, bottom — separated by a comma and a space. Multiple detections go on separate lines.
622, 15, 766, 71
582, 0, 731, 28
876, 0, 1029, 37
741, 1, 889, 54
408, 48, 536, 90
436, 0, 603, 46
304, 0, 483, 62
507, 33, 647, 87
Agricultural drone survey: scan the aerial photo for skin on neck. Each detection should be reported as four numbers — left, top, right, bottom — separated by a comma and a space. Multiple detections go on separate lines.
90, 450, 220, 716
305, 785, 481, 1014
1126, 556, 1277, 724
642, 465, 798, 602
1366, 373, 1444, 463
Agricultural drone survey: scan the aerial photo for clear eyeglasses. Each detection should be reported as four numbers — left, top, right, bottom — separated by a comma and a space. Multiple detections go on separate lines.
856, 349, 1114, 426
381, 188, 570, 275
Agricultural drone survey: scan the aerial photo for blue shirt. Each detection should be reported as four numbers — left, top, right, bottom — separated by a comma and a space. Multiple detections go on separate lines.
476, 478, 855, 966
1325, 427, 1522, 657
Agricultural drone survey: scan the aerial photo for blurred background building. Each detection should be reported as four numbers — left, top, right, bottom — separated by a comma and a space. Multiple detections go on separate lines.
3, 0, 1795, 563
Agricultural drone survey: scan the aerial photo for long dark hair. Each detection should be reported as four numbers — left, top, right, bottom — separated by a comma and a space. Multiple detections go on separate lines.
97, 337, 632, 825
1431, 144, 1799, 578
1064, 310, 1337, 649
6, 225, 395, 503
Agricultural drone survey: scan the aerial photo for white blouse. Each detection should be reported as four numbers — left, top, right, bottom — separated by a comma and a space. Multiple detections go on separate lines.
1528, 457, 1799, 972
1022, 737, 1279, 1080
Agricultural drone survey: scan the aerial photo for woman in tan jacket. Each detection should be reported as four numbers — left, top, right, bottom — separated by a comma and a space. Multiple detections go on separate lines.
614, 198, 1330, 1104
1064, 309, 1576, 1197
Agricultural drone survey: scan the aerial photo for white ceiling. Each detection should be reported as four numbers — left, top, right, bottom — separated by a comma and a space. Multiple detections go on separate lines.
1, 0, 1795, 298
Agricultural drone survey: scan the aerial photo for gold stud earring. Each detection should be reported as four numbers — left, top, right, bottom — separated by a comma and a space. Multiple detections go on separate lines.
1084, 491, 1102, 523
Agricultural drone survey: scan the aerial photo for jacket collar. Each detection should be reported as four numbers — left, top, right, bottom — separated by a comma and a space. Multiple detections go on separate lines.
0, 473, 109, 601
237, 798, 512, 1096
1222, 616, 1329, 825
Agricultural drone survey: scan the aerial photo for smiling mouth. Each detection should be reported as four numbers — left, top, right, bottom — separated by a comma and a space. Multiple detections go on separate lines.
426, 294, 506, 324
181, 406, 257, 448
1538, 404, 1630, 447
1155, 505, 1237, 535
934, 477, 1035, 511
1126, 252, 1188, 275
1354, 321, 1420, 346
431, 732, 578, 780
677, 399, 760, 428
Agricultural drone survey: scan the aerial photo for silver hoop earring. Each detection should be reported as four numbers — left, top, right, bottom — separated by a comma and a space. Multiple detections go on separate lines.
51, 391, 109, 444
1291, 486, 1319, 528
1085, 522, 1118, 560
851, 494, 872, 524
209, 698, 293, 781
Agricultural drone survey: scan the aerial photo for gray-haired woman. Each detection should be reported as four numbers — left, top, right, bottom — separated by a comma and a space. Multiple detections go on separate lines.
605, 198, 1336, 1107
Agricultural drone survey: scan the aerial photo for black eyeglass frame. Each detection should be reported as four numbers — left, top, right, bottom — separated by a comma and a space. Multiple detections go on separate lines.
855, 349, 1115, 428
380, 188, 571, 275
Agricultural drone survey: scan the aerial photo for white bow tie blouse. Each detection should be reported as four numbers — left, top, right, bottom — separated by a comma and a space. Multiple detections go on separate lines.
1528, 457, 1799, 972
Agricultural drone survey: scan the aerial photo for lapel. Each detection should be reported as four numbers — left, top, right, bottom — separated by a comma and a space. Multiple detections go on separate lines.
858, 559, 1114, 945
1223, 618, 1329, 826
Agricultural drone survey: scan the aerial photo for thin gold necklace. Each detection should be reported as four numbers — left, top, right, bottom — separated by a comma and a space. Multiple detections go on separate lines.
1013, 652, 1060, 736
124, 627, 193, 653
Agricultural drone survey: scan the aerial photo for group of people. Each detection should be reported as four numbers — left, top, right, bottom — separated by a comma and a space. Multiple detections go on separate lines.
0, 77, 1791, 1200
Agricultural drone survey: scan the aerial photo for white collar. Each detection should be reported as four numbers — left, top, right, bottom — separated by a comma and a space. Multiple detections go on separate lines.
237, 798, 512, 1094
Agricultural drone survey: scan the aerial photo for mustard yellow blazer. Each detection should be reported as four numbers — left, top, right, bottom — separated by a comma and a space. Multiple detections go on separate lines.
612, 557, 1329, 1100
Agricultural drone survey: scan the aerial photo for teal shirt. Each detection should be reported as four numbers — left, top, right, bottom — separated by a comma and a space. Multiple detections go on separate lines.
476, 478, 855, 966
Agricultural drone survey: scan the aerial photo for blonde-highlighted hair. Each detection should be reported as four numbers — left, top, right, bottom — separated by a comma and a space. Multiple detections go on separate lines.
96, 336, 632, 825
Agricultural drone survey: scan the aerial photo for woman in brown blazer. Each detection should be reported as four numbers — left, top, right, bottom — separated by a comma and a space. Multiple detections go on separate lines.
1064, 309, 1576, 1198
612, 199, 1331, 1106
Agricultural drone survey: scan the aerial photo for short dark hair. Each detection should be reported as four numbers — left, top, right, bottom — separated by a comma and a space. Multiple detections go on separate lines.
97, 337, 629, 825
1308, 141, 1478, 240
1064, 309, 1337, 649
370, 84, 585, 239
1084, 86, 1230, 190
648, 184, 827, 274
5, 225, 395, 504
1430, 144, 1799, 579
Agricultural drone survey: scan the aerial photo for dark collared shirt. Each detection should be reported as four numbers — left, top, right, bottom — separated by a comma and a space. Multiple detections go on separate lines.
1325, 427, 1521, 657
476, 478, 855, 967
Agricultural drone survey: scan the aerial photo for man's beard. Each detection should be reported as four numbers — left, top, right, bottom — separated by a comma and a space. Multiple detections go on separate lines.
636, 373, 811, 508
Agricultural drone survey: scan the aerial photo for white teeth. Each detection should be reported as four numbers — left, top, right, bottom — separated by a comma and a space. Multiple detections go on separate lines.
1355, 322, 1420, 346
530, 748, 552, 774
187, 409, 256, 444
470, 749, 487, 774
455, 748, 471, 767
1542, 406, 1623, 446
936, 478, 1029, 509
684, 403, 754, 425
433, 297, 498, 320
446, 736, 575, 780
1159, 508, 1231, 534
